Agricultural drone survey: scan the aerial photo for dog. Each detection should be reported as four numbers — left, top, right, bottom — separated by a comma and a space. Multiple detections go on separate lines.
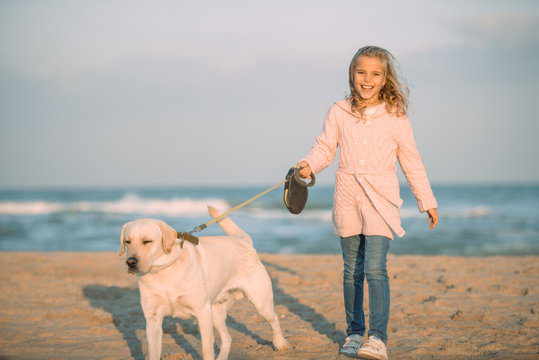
119, 206, 291, 360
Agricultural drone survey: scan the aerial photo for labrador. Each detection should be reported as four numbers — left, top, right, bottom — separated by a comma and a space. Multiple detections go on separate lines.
119, 206, 290, 360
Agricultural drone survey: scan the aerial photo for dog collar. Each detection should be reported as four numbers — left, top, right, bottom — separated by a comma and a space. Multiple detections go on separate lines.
177, 232, 199, 245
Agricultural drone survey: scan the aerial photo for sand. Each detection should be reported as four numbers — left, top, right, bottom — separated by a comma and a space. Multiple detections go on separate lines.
0, 252, 537, 360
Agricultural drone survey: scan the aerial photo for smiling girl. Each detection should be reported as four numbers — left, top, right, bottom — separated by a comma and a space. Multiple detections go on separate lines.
297, 46, 439, 359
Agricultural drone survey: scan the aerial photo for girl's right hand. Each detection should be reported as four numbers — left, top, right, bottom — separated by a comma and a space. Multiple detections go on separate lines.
296, 161, 312, 178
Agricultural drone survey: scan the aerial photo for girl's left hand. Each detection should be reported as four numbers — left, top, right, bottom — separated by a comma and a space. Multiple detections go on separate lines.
427, 208, 439, 230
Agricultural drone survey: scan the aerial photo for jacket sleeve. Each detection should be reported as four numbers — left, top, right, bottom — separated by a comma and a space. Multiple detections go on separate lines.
395, 116, 438, 212
300, 105, 340, 174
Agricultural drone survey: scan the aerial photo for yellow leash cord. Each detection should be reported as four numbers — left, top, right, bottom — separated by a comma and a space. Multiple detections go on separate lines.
188, 179, 287, 235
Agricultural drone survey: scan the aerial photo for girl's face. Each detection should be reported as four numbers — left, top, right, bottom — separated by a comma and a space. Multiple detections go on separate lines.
353, 55, 386, 106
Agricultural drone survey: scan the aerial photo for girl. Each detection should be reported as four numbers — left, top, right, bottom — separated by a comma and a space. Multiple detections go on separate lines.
297, 46, 439, 360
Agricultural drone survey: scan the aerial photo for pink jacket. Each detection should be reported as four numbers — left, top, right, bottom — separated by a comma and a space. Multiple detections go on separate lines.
302, 99, 437, 239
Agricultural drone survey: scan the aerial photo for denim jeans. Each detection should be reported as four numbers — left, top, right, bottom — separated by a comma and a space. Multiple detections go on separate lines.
340, 234, 390, 343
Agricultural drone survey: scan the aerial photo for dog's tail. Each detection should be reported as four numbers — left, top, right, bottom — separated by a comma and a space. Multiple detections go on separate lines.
207, 206, 252, 245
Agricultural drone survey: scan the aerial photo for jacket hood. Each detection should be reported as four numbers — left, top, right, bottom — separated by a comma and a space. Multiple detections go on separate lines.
334, 99, 358, 117
334, 99, 386, 118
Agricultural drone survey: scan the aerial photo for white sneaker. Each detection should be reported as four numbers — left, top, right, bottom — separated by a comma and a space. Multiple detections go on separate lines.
340, 334, 363, 358
356, 336, 387, 360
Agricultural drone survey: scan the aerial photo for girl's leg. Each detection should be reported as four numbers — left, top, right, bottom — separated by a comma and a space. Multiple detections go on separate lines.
364, 235, 391, 343
340, 234, 366, 336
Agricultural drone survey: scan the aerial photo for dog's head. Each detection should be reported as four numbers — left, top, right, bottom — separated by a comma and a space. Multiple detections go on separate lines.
119, 219, 178, 274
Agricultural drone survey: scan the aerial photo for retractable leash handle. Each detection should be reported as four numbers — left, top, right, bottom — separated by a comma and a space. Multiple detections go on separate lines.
284, 167, 316, 214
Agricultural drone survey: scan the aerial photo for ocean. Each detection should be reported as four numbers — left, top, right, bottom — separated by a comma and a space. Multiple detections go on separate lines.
0, 184, 538, 256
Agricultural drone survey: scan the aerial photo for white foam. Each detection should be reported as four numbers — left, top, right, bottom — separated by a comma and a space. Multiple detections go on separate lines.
400, 206, 492, 219
0, 201, 64, 215
0, 194, 230, 216
441, 206, 492, 218
247, 208, 333, 222
94, 194, 229, 216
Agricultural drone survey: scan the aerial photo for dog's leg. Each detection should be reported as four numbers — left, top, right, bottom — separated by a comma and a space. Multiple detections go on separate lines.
254, 299, 290, 351
244, 272, 291, 351
197, 303, 216, 360
212, 301, 233, 360
146, 311, 165, 360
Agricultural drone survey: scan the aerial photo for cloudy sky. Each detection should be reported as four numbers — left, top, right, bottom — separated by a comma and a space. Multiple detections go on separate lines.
1, 0, 538, 188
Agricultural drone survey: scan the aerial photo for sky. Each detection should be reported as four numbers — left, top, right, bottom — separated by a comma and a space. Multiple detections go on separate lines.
1, 0, 538, 188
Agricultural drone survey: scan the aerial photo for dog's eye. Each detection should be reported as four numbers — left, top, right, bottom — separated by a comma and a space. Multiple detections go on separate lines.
125, 240, 131, 245
143, 240, 153, 245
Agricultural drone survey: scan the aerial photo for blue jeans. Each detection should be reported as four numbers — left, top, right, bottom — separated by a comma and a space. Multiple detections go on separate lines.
340, 234, 390, 343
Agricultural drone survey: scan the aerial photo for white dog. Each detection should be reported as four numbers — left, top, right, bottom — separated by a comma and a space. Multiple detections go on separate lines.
119, 206, 291, 360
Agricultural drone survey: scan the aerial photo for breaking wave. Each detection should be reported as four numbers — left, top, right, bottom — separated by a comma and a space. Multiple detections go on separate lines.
0, 194, 230, 217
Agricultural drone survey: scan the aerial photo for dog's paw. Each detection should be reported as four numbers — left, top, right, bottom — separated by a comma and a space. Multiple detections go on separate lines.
273, 338, 292, 351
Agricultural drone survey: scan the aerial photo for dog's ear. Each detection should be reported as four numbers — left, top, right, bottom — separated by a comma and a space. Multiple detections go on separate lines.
119, 223, 128, 256
158, 220, 177, 254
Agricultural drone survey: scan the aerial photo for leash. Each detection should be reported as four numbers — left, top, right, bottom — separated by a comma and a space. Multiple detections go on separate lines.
177, 167, 315, 245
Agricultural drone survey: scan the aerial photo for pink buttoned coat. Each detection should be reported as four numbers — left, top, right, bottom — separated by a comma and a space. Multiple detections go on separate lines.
301, 99, 438, 239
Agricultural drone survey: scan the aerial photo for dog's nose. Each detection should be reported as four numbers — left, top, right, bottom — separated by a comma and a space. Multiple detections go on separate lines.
126, 257, 138, 269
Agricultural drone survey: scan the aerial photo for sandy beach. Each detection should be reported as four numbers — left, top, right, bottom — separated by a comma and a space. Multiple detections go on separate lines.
0, 252, 537, 359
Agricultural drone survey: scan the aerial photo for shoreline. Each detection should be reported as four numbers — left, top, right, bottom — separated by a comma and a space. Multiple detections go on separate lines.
0, 252, 537, 359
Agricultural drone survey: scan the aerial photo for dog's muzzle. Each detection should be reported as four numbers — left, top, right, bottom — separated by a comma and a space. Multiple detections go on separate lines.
126, 257, 138, 273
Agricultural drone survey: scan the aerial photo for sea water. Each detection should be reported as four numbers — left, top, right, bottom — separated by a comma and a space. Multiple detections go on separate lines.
0, 184, 538, 256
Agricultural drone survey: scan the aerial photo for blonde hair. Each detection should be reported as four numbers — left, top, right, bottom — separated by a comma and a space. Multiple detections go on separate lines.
347, 46, 409, 118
